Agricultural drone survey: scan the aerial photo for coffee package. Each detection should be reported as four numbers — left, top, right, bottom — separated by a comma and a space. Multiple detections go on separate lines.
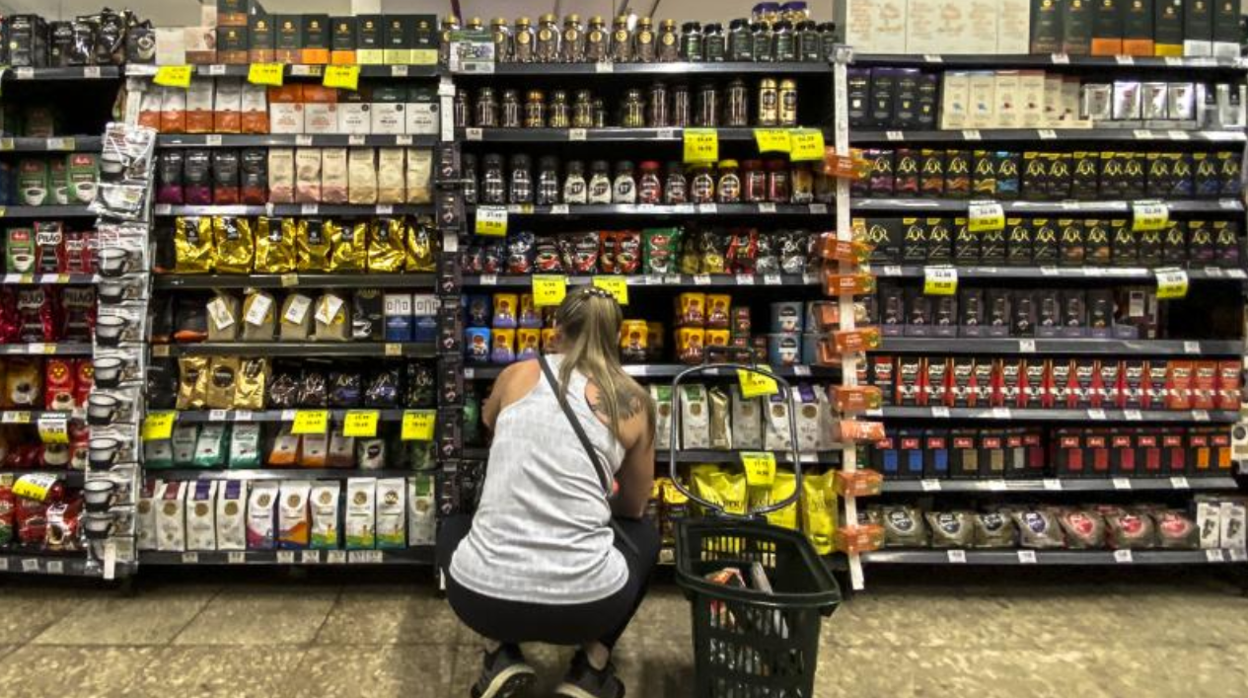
680, 385, 710, 449
277, 480, 312, 549
186, 481, 218, 550
408, 475, 436, 546
155, 481, 188, 551
376, 477, 406, 549
309, 482, 341, 549
246, 481, 279, 550
345, 478, 376, 549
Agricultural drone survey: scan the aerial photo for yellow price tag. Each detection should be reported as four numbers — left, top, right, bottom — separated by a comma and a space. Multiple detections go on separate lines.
533, 275, 568, 307
291, 409, 330, 435
683, 128, 719, 163
738, 369, 779, 399
592, 276, 629, 305
142, 411, 177, 441
248, 62, 284, 86
412, 49, 438, 65
322, 65, 360, 91
924, 266, 958, 296
1133, 200, 1170, 231
401, 410, 437, 441
967, 201, 1005, 232
754, 129, 791, 153
1155, 268, 1189, 299
342, 410, 380, 437
153, 65, 193, 88
789, 129, 826, 161
741, 452, 777, 488
475, 206, 508, 236
13, 473, 58, 502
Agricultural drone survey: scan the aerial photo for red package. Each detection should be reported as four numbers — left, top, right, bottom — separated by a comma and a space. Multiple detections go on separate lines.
1166, 360, 1194, 410
17, 287, 57, 342
1099, 360, 1122, 409
726, 229, 759, 273
1086, 431, 1110, 475
45, 499, 81, 550
0, 288, 18, 343
69, 420, 90, 469
974, 359, 996, 407
1145, 361, 1168, 410
1191, 361, 1218, 410
614, 231, 641, 274
44, 358, 76, 412
0, 486, 14, 545
999, 359, 1023, 408
925, 356, 950, 407
1121, 360, 1146, 409
1112, 433, 1135, 475
871, 356, 895, 404
559, 231, 600, 273
897, 356, 923, 406
1136, 432, 1161, 475
1217, 360, 1241, 410
1021, 359, 1048, 408
14, 498, 47, 546
1162, 430, 1186, 474
34, 221, 65, 273
61, 230, 94, 274
60, 286, 95, 341
1050, 359, 1072, 408
1071, 359, 1097, 408
73, 359, 94, 407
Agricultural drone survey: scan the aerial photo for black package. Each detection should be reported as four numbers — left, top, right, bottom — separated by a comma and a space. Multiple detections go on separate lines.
1046, 153, 1072, 200
951, 359, 976, 407
49, 22, 75, 66
1011, 289, 1037, 337
297, 368, 328, 407
126, 22, 157, 64
1193, 153, 1220, 197
328, 371, 362, 408
1217, 152, 1241, 197
995, 151, 1021, 199
894, 69, 922, 128
869, 68, 898, 127
364, 368, 400, 407
1122, 152, 1146, 199
869, 149, 896, 195
1099, 152, 1125, 199
979, 430, 1007, 476
1146, 152, 1174, 198
332, 16, 357, 50
1036, 289, 1061, 337
183, 148, 212, 206
1032, 218, 1059, 265
1021, 153, 1048, 201
904, 288, 932, 336
7, 15, 50, 67
971, 150, 997, 197
959, 287, 985, 336
878, 282, 905, 335
1161, 221, 1187, 265
1212, 221, 1240, 268
1030, 0, 1064, 53
979, 225, 1006, 265
146, 359, 178, 410
952, 218, 978, 264
926, 218, 952, 264
1187, 220, 1215, 266
1171, 153, 1194, 197
211, 150, 241, 205
1058, 219, 1086, 267
894, 149, 919, 195
268, 368, 300, 408
156, 150, 186, 204
847, 68, 871, 127
901, 218, 928, 264
973, 360, 997, 405
1087, 288, 1114, 337
986, 288, 1012, 336
1072, 151, 1099, 194
1084, 218, 1111, 266
944, 150, 971, 199
918, 149, 945, 196
406, 362, 437, 407
1109, 218, 1137, 266
950, 429, 978, 476
932, 295, 957, 336
1136, 226, 1162, 267
916, 73, 939, 129
1061, 290, 1088, 337
1005, 218, 1033, 266
94, 10, 126, 65
865, 218, 903, 264
352, 289, 384, 340
240, 148, 267, 204
1062, 0, 1094, 54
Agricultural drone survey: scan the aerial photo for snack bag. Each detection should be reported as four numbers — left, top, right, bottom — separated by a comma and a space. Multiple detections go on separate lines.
802, 473, 837, 555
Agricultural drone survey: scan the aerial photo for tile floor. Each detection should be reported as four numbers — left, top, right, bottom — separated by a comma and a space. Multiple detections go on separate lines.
1, 567, 1245, 698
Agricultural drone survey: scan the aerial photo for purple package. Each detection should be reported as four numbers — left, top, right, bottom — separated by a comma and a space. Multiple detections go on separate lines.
156, 150, 185, 204
182, 148, 212, 205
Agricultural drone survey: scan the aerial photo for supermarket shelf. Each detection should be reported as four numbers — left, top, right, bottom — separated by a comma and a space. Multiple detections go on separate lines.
173, 409, 416, 423
852, 54, 1248, 71
154, 342, 437, 358
0, 205, 97, 218
461, 272, 818, 288
462, 447, 842, 465
157, 134, 438, 148
869, 407, 1239, 423
0, 136, 103, 151
0, 410, 80, 424
0, 470, 85, 487
139, 547, 436, 566
3, 272, 98, 285
154, 204, 435, 217
154, 273, 436, 290
463, 61, 832, 77
469, 203, 831, 218
148, 468, 427, 481
861, 549, 1247, 565
0, 551, 110, 576
459, 127, 828, 143
853, 198, 1243, 214
6, 66, 122, 80
851, 129, 1247, 144
879, 338, 1244, 356
0, 342, 94, 356
872, 264, 1248, 281
881, 476, 1239, 494
463, 364, 838, 380
126, 64, 440, 79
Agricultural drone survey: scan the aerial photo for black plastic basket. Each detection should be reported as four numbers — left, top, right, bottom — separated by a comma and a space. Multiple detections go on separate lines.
667, 364, 842, 698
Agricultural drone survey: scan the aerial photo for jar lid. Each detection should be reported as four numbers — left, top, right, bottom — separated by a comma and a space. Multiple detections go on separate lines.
511, 154, 531, 167
616, 160, 635, 171
590, 16, 604, 23
591, 159, 611, 171
766, 159, 787, 170
661, 19, 676, 28
566, 14, 580, 22
517, 17, 532, 25
615, 15, 630, 23
682, 21, 703, 31
774, 20, 792, 30
718, 160, 739, 169
705, 23, 723, 32
491, 17, 507, 26
741, 159, 763, 168
539, 155, 559, 169
640, 160, 661, 170
527, 90, 545, 99
638, 17, 653, 26
540, 13, 557, 22
665, 161, 684, 173
501, 88, 518, 97
730, 18, 749, 28
567, 160, 585, 173
484, 154, 504, 166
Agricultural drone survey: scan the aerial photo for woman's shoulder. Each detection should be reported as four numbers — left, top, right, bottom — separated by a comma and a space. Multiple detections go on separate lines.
498, 358, 542, 385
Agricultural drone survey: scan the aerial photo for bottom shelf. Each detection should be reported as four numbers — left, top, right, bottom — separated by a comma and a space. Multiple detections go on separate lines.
0, 551, 120, 577
861, 548, 1247, 565
139, 547, 435, 566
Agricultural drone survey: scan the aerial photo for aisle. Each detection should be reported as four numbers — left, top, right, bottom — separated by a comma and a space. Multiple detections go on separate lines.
0, 575, 1244, 698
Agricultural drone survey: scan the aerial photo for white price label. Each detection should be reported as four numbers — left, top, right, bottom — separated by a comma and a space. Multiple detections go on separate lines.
1038, 129, 1057, 140
961, 130, 982, 141
1192, 410, 1210, 422
1017, 550, 1038, 564
758, 203, 777, 213
182, 552, 199, 564
300, 550, 321, 564
991, 408, 1012, 419
932, 406, 951, 418
84, 66, 102, 79
1019, 339, 1036, 353
301, 204, 319, 216
15, 68, 33, 79
1039, 266, 1059, 276
922, 54, 944, 63
1113, 549, 1134, 563
1124, 410, 1143, 421
204, 134, 223, 147
348, 135, 366, 146
1169, 476, 1190, 489
276, 551, 295, 564
987, 480, 1007, 491
283, 295, 312, 325
792, 365, 811, 377
327, 550, 347, 564
46, 560, 64, 574
595, 61, 614, 73
1051, 53, 1070, 64
1112, 477, 1132, 490
376, 204, 394, 215
103, 542, 116, 580
1087, 409, 1107, 420
22, 558, 38, 572
244, 294, 273, 326
693, 274, 711, 286
947, 549, 967, 563
698, 203, 718, 214
391, 65, 409, 77
1042, 479, 1062, 491
809, 203, 829, 214
228, 551, 246, 564
763, 274, 782, 285
920, 479, 942, 492
207, 64, 227, 76
465, 128, 483, 141
234, 410, 253, 422
735, 274, 755, 286
1115, 55, 1135, 65
657, 128, 676, 140
1154, 268, 1188, 299
1205, 548, 1226, 562
209, 409, 228, 422
886, 131, 904, 141
881, 265, 903, 277
1183, 341, 1200, 354
395, 135, 413, 146
1166, 130, 1191, 141
1133, 129, 1154, 140
568, 128, 587, 141
479, 274, 497, 286
550, 204, 570, 215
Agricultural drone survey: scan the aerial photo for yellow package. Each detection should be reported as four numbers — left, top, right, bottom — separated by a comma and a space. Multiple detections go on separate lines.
405, 218, 437, 271
756, 470, 798, 531
254, 216, 296, 273
691, 465, 747, 516
297, 219, 332, 271
213, 216, 255, 274
802, 473, 837, 555
174, 216, 214, 273
329, 220, 368, 272
660, 478, 688, 545
368, 217, 406, 272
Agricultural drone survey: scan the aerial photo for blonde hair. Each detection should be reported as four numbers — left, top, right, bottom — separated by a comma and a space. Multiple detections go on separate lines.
554, 286, 654, 439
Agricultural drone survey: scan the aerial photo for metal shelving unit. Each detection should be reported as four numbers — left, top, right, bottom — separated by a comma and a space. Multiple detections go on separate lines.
462, 364, 839, 380
879, 338, 1243, 356
873, 265, 1248, 281
869, 406, 1238, 423
458, 61, 833, 77
153, 273, 437, 290
862, 549, 1245, 565
881, 476, 1238, 494
853, 198, 1242, 214
154, 204, 436, 217
152, 342, 438, 358
126, 64, 440, 79
148, 468, 427, 481
461, 273, 818, 288
852, 54, 1247, 70
467, 203, 831, 218
139, 548, 435, 566
157, 134, 438, 148
0, 136, 103, 151
851, 129, 1248, 144
0, 342, 94, 356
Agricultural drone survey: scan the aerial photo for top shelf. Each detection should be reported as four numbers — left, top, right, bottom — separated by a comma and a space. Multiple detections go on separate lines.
126, 64, 439, 79
851, 129, 1247, 144
4, 66, 122, 81
456, 61, 832, 77
852, 54, 1247, 71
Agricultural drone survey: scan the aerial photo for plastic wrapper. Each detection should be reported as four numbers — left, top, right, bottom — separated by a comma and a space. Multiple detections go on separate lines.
726, 229, 759, 274
698, 231, 728, 274
297, 368, 329, 407
368, 218, 406, 272
1155, 510, 1199, 549
267, 368, 300, 408
1057, 508, 1106, 549
213, 216, 254, 274
156, 150, 185, 204
1013, 508, 1065, 549
328, 372, 363, 408
254, 217, 296, 274
296, 219, 332, 272
778, 231, 809, 274
642, 227, 682, 274
507, 232, 536, 274
926, 511, 974, 548
881, 505, 928, 547
973, 512, 1017, 548
330, 220, 368, 272
365, 368, 401, 408
533, 236, 564, 273
212, 150, 241, 204
182, 148, 212, 205
559, 231, 601, 273
405, 220, 437, 272
235, 358, 268, 410
1104, 509, 1157, 550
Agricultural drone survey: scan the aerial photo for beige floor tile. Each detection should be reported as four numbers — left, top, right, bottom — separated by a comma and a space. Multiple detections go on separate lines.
1090, 647, 1248, 697
285, 645, 454, 698
0, 587, 85, 644
315, 585, 460, 645
172, 587, 340, 645
0, 645, 155, 698
30, 586, 218, 646
120, 646, 306, 698
909, 648, 1112, 698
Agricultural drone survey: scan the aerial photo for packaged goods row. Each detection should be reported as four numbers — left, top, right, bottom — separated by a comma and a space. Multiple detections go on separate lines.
155, 148, 433, 205
0, 288, 97, 344
862, 217, 1242, 268
868, 354, 1242, 410
0, 10, 144, 66
0, 483, 86, 550
869, 425, 1234, 479
1, 154, 101, 207
4, 225, 100, 275
168, 216, 437, 274
0, 357, 94, 410
0, 104, 95, 138
143, 423, 435, 471
852, 148, 1243, 200
2, 421, 91, 470
138, 476, 437, 552
456, 78, 802, 129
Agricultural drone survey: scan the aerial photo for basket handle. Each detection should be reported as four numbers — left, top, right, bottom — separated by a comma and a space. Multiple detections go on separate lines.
666, 363, 804, 519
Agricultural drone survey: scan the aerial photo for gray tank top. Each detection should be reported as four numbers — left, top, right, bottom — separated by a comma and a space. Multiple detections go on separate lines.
450, 356, 629, 604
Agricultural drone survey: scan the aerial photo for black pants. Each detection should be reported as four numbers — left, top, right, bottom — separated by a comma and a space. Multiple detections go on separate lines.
438, 514, 661, 649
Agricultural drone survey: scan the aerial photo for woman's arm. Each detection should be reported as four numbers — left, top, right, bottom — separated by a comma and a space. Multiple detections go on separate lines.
612, 395, 656, 520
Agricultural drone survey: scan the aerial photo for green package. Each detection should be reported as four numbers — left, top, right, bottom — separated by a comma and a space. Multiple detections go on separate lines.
228, 423, 262, 469
643, 227, 683, 274
172, 425, 199, 467
193, 425, 229, 468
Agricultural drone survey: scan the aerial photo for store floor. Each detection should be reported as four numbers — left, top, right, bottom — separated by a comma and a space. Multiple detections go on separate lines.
1, 569, 1245, 698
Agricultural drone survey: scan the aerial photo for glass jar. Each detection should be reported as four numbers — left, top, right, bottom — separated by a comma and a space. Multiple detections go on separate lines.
742, 160, 767, 202
536, 13, 560, 62
501, 89, 522, 128
757, 78, 778, 126
564, 160, 588, 204
509, 154, 533, 204
703, 23, 726, 62
475, 87, 499, 127
754, 2, 781, 23
573, 90, 595, 128
657, 19, 680, 61
695, 82, 719, 127
462, 153, 479, 204
646, 82, 669, 127
766, 159, 790, 202
664, 161, 688, 203
634, 17, 656, 62
548, 90, 571, 128
586, 16, 609, 62
723, 79, 749, 127
524, 90, 546, 128
537, 156, 560, 205
671, 84, 692, 127
796, 20, 821, 61
791, 162, 813, 203
439, 16, 460, 67
818, 22, 838, 61
613, 161, 637, 203
593, 98, 608, 127
680, 22, 703, 62
621, 89, 646, 128
779, 78, 798, 126
751, 22, 773, 62
481, 154, 505, 204
453, 90, 470, 128
588, 160, 612, 203
561, 14, 586, 62
783, 1, 810, 22
690, 164, 716, 203
491, 18, 512, 63
611, 16, 633, 62
466, 17, 484, 31
772, 20, 796, 62
717, 160, 741, 203
638, 160, 663, 204
513, 18, 535, 63
727, 18, 752, 61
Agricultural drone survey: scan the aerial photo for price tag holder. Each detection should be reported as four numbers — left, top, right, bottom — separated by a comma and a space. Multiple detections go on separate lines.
153, 65, 192, 88
1043, 478, 1063, 491
741, 451, 777, 488
248, 63, 284, 86
291, 410, 329, 435
46, 560, 64, 575
402, 410, 437, 440
228, 551, 246, 564
947, 550, 967, 563
182, 552, 199, 564
21, 558, 38, 572
327, 550, 347, 564
1017, 550, 1038, 564
693, 274, 711, 286
931, 406, 951, 418
1087, 408, 1107, 420
753, 129, 791, 153
923, 266, 958, 296
886, 130, 904, 141
1113, 549, 1133, 564
143, 411, 177, 441
343, 410, 379, 438
1019, 339, 1036, 353
1169, 476, 1190, 489
991, 407, 1012, 420
300, 550, 321, 564
532, 275, 567, 307
475, 206, 508, 236
1205, 548, 1227, 563
1038, 129, 1058, 140
1132, 200, 1169, 231
737, 369, 779, 399
592, 276, 629, 305
968, 200, 1005, 232
1154, 267, 1189, 299
322, 65, 360, 91
1124, 409, 1143, 421
788, 129, 826, 161
920, 479, 942, 492
683, 129, 719, 163
1112, 477, 1132, 490
276, 550, 296, 564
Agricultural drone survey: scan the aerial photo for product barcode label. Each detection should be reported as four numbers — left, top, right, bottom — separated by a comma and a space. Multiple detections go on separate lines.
15, 68, 34, 79
1169, 476, 1190, 489
987, 480, 1007, 492
300, 550, 321, 564
478, 274, 497, 286
327, 550, 347, 564
1113, 549, 1133, 563
792, 365, 811, 377
182, 552, 199, 564
809, 203, 829, 214
1017, 550, 1037, 564
698, 203, 718, 214
46, 560, 64, 574
1166, 130, 1190, 141
21, 558, 38, 572
1037, 129, 1057, 140
1018, 339, 1036, 353
886, 131, 904, 141
1124, 410, 1143, 421
391, 65, 409, 77
692, 274, 712, 286
931, 406, 951, 418
1206, 548, 1226, 562
735, 274, 755, 285
207, 64, 227, 75
595, 61, 614, 73
348, 135, 366, 146
922, 54, 944, 63
1133, 129, 1154, 140
204, 134, 222, 147
396, 135, 413, 146
465, 128, 482, 141
961, 130, 982, 141
276, 551, 295, 564
209, 409, 228, 422
301, 204, 319, 216
376, 205, 394, 215
881, 265, 902, 277
920, 479, 941, 492
991, 408, 1011, 419
1183, 341, 1201, 354
1087, 409, 1107, 420
657, 128, 676, 140
1115, 55, 1135, 65
227, 551, 246, 564
1050, 53, 1070, 64
763, 274, 782, 285
758, 203, 777, 213
1192, 410, 1210, 422
1042, 479, 1062, 491
0, 558, 7, 571
295, 135, 314, 146
568, 128, 587, 141
1112, 477, 1132, 490
947, 550, 967, 563
84, 66, 102, 79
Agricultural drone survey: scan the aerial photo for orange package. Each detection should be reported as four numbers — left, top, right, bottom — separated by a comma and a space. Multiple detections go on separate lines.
138, 87, 163, 131
822, 270, 875, 297
159, 87, 187, 134
829, 385, 883, 413
834, 419, 886, 443
834, 524, 884, 554
819, 234, 872, 263
832, 327, 881, 354
833, 470, 883, 498
240, 83, 270, 134
213, 78, 243, 133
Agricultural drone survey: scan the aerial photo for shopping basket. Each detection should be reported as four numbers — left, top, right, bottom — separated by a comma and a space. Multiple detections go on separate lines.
667, 364, 842, 698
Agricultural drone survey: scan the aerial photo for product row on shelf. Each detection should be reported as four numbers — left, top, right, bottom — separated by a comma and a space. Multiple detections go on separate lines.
0, 153, 101, 207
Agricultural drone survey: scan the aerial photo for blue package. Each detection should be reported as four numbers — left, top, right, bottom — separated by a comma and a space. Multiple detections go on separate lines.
412, 316, 438, 343
464, 294, 491, 327
465, 327, 491, 364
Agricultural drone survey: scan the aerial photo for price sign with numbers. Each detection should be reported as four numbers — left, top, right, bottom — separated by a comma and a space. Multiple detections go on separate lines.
592, 276, 629, 305
153, 65, 192, 88
737, 369, 779, 399
683, 129, 719, 163
532, 275, 567, 307
967, 200, 1005, 232
13, 473, 57, 502
342, 410, 379, 438
1154, 267, 1189, 299
402, 410, 437, 440
740, 452, 777, 488
291, 410, 329, 435
475, 206, 508, 236
142, 411, 177, 441
322, 65, 360, 90
248, 63, 284, 86
923, 266, 958, 296
753, 129, 791, 153
1132, 200, 1169, 231
788, 129, 826, 161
